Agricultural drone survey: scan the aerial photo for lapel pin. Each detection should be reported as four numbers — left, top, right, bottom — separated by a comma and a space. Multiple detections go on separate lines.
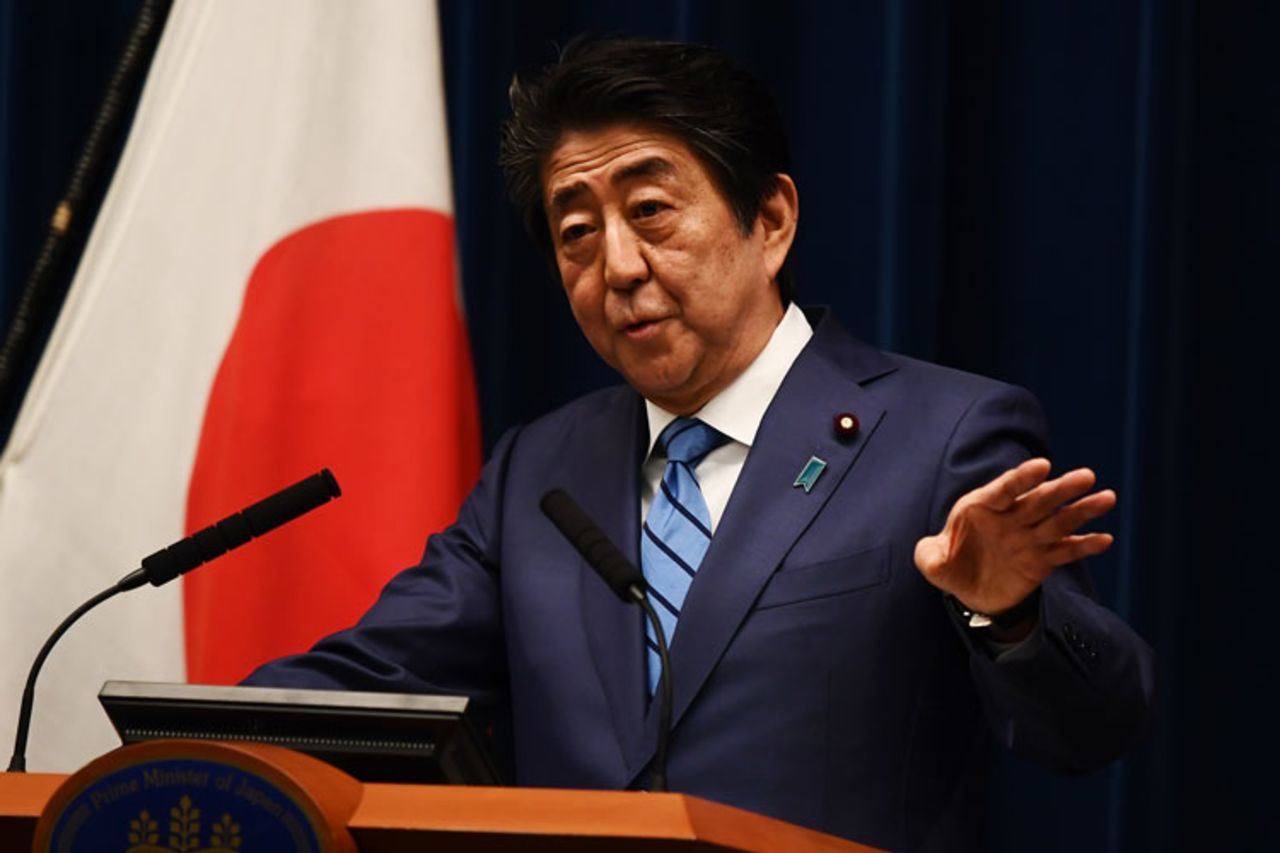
793, 456, 827, 493
834, 412, 859, 440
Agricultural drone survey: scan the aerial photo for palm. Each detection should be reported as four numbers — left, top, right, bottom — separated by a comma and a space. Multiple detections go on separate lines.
914, 458, 1116, 616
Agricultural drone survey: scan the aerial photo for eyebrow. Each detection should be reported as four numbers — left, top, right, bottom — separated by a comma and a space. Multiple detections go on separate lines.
548, 156, 676, 214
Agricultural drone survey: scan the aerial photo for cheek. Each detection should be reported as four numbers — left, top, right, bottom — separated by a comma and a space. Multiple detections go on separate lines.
560, 264, 596, 310
561, 278, 615, 349
565, 291, 602, 332
663, 222, 752, 292
666, 242, 751, 323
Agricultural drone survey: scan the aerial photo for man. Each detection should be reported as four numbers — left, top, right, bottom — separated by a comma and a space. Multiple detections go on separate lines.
246, 37, 1153, 851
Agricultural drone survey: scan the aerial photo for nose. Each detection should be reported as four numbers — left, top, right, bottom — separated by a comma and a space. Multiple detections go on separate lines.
601, 220, 649, 290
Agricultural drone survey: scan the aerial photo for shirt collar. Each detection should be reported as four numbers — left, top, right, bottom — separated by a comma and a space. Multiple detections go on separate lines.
644, 302, 813, 456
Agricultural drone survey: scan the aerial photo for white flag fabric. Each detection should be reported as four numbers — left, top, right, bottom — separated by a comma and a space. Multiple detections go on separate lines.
0, 0, 478, 771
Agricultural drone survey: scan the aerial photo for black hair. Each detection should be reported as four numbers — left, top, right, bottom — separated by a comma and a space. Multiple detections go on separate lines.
499, 35, 795, 300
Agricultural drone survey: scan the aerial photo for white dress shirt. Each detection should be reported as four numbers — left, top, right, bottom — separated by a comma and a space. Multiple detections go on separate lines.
641, 302, 813, 532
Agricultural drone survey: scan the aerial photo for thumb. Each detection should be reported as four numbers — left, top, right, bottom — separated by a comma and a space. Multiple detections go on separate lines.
914, 533, 948, 579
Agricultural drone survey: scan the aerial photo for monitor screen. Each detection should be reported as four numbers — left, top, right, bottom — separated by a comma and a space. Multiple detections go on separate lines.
99, 680, 501, 785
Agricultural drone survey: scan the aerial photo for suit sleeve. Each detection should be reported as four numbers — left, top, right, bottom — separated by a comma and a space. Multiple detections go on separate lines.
242, 426, 523, 723
928, 384, 1155, 773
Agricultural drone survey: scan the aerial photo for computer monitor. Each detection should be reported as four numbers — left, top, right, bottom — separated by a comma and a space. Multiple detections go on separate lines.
99, 680, 501, 785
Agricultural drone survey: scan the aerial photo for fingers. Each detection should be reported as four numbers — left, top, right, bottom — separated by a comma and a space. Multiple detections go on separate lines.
965, 458, 1052, 512
925, 459, 1117, 598
1033, 489, 1117, 541
1044, 532, 1115, 565
1014, 467, 1102, 522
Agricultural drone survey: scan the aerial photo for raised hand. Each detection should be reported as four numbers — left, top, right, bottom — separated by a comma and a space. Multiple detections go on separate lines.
914, 458, 1116, 617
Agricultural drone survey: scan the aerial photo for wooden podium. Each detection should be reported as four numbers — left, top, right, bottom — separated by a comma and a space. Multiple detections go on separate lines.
0, 741, 883, 852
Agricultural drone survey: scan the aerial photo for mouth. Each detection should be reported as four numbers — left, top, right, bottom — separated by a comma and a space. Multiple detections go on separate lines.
622, 317, 666, 338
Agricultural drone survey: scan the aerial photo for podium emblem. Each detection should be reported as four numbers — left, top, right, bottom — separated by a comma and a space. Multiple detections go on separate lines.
124, 794, 241, 852
33, 742, 357, 852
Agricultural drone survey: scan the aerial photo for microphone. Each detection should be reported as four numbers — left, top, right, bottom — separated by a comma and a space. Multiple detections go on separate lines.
539, 488, 645, 602
539, 488, 673, 793
6, 468, 341, 772
138, 468, 340, 586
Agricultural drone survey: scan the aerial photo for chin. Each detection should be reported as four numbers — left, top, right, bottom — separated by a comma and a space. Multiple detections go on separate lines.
618, 352, 701, 405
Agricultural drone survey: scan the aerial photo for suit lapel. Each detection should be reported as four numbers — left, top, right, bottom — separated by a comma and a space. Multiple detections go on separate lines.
563, 390, 649, 776
626, 314, 896, 777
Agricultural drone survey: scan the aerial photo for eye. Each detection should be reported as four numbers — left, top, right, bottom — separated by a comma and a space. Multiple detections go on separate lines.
560, 223, 593, 244
632, 200, 668, 219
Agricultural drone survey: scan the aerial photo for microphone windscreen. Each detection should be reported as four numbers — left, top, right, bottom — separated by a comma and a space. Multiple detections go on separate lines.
242, 469, 341, 535
140, 469, 341, 586
540, 489, 645, 602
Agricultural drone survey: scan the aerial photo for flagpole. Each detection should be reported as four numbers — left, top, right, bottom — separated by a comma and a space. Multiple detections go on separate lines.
0, 0, 173, 440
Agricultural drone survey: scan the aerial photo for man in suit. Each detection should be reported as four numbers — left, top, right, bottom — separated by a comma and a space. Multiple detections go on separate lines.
245, 37, 1153, 851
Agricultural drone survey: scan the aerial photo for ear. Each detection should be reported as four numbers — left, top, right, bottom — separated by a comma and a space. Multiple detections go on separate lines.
757, 173, 799, 283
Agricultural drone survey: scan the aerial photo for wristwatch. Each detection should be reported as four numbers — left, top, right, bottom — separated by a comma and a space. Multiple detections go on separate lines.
945, 588, 1042, 631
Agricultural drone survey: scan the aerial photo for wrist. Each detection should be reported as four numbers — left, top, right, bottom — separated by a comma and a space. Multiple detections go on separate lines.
945, 587, 1042, 641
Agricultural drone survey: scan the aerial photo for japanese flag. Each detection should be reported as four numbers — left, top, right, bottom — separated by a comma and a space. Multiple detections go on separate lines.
0, 0, 479, 771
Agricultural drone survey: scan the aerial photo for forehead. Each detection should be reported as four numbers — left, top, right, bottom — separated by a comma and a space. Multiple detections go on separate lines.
541, 123, 713, 209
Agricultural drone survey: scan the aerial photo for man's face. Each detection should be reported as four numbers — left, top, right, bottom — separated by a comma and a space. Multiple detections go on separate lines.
542, 123, 791, 414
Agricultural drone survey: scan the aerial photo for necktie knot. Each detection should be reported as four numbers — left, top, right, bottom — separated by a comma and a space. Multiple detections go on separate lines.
658, 417, 727, 467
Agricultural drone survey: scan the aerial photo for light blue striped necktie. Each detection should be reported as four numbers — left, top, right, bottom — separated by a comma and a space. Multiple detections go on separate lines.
642, 417, 729, 695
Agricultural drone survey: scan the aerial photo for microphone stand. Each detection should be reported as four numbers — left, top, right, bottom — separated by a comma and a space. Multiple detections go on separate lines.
632, 590, 673, 792
7, 569, 146, 771
6, 469, 339, 772
540, 488, 674, 792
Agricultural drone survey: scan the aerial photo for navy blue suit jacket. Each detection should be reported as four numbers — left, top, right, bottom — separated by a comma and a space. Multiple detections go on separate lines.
246, 310, 1153, 852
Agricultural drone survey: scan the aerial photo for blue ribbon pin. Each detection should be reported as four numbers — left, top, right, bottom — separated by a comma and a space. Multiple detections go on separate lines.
793, 456, 827, 493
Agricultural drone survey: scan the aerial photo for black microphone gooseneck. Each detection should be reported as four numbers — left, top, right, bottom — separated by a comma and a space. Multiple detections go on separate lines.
539, 488, 673, 793
6, 468, 341, 772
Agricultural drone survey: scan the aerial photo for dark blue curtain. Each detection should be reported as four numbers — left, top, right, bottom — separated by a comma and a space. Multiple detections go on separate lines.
4, 1, 1277, 849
